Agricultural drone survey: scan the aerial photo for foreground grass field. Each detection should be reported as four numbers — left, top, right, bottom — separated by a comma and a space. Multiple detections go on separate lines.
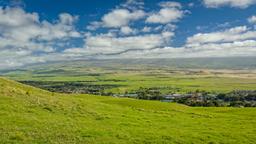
0, 77, 256, 144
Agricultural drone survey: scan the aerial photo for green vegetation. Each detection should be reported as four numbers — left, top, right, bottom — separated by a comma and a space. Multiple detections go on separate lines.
173, 90, 256, 107
3, 62, 256, 94
1, 77, 256, 143
1, 58, 256, 96
13, 74, 256, 94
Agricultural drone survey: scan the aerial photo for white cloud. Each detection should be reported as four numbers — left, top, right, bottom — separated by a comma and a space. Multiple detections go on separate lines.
187, 26, 256, 44
0, 7, 81, 68
203, 0, 256, 8
120, 26, 137, 35
113, 39, 256, 59
158, 1, 182, 8
188, 3, 195, 7
146, 2, 184, 24
248, 15, 256, 24
59, 13, 79, 25
154, 25, 163, 31
0, 7, 80, 43
0, 7, 39, 27
85, 34, 166, 53
217, 22, 230, 28
87, 0, 146, 30
161, 31, 174, 43
110, 25, 256, 59
101, 9, 145, 28
121, 0, 144, 10
65, 32, 174, 55
173, 25, 256, 58
141, 26, 152, 33
86, 21, 102, 30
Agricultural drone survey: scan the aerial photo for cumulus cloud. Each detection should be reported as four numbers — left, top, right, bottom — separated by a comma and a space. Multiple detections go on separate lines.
121, 0, 144, 10
120, 26, 137, 35
102, 9, 145, 28
141, 26, 152, 33
0, 7, 80, 43
106, 25, 256, 59
158, 1, 182, 8
0, 7, 80, 68
202, 0, 256, 8
146, 2, 184, 24
59, 13, 79, 25
248, 15, 256, 24
65, 31, 174, 55
175, 25, 256, 58
113, 39, 256, 59
186, 26, 256, 44
88, 9, 145, 29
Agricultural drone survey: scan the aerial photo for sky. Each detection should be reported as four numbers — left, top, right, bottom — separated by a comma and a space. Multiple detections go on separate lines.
0, 0, 256, 69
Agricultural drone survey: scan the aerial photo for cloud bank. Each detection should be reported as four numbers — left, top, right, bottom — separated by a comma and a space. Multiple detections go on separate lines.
203, 0, 256, 8
0, 1, 256, 69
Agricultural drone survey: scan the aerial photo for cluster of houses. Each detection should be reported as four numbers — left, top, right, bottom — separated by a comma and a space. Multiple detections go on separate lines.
105, 90, 256, 107
113, 92, 216, 102
161, 94, 192, 102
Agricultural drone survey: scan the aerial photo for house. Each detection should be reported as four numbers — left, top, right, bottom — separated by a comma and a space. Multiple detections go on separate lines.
163, 94, 182, 100
124, 94, 138, 97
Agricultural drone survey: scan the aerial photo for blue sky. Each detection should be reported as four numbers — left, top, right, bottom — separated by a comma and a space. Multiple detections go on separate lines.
0, 0, 256, 69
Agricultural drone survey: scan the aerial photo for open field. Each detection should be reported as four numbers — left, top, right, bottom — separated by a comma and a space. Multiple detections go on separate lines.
0, 77, 256, 143
2, 59, 256, 94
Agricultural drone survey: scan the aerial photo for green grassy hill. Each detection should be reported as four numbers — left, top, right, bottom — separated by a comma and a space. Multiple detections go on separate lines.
0, 77, 256, 144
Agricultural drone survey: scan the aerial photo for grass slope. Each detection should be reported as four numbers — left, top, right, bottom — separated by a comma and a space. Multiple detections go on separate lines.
0, 77, 256, 144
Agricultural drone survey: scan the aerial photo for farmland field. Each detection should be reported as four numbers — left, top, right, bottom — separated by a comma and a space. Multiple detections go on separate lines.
2, 58, 256, 94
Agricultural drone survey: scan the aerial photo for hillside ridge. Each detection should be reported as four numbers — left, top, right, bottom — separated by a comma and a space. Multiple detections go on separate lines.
0, 77, 256, 144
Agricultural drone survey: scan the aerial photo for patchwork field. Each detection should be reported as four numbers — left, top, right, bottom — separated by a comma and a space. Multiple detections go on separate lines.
0, 77, 256, 143
3, 62, 256, 94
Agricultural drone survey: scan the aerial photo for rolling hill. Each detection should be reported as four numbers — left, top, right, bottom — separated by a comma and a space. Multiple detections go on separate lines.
0, 77, 256, 143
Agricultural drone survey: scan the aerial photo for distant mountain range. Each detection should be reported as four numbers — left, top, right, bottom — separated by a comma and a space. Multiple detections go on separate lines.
1, 57, 256, 74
